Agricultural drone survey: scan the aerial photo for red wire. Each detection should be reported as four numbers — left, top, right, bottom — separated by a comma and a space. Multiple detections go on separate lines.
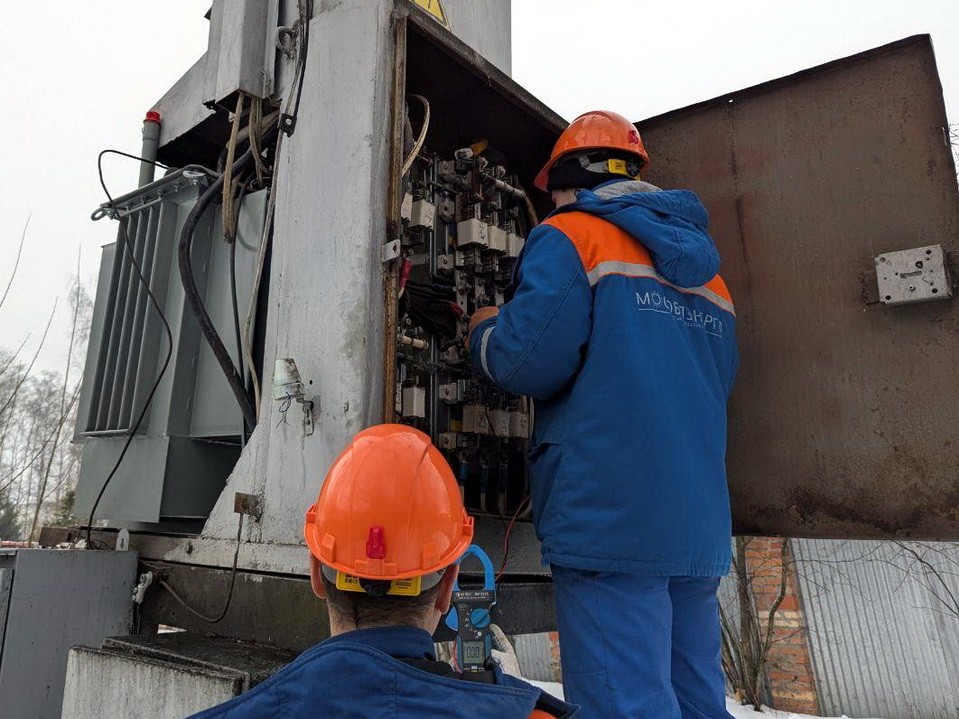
398, 257, 413, 290
496, 494, 530, 583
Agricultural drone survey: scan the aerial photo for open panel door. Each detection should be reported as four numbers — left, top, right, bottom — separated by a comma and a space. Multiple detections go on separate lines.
637, 35, 959, 540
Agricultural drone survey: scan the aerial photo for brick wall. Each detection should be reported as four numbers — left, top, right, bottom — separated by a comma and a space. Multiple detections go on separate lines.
548, 631, 562, 681
744, 537, 820, 715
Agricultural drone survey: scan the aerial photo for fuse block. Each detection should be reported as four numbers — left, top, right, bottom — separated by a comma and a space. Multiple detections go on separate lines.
394, 139, 533, 517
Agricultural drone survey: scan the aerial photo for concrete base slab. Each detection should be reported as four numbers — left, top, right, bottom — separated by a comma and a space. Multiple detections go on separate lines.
61, 633, 296, 719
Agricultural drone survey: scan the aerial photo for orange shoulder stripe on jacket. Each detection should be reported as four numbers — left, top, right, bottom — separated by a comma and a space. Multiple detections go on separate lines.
542, 212, 735, 315
544, 212, 654, 273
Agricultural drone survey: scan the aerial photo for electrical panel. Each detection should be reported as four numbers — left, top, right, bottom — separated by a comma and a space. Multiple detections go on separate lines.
395, 141, 535, 518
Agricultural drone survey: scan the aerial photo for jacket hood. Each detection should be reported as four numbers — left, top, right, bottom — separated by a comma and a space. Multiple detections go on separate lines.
556, 180, 720, 288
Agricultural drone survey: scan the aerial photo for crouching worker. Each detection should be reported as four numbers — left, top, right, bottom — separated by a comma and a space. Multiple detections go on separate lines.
189, 424, 576, 719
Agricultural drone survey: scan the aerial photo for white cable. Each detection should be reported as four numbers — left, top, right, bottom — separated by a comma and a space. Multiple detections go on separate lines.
242, 134, 281, 417
401, 95, 430, 177
222, 93, 245, 242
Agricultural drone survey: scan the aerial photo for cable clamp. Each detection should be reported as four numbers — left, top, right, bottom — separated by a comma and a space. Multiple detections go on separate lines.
279, 114, 297, 136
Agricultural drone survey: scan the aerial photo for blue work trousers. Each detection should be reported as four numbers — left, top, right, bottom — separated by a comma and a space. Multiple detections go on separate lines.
551, 566, 734, 719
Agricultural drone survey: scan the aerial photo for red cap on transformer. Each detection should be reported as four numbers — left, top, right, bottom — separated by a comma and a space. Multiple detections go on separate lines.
144, 110, 161, 125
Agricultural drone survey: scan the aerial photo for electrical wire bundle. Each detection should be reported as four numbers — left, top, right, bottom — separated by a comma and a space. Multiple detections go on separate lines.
178, 109, 278, 431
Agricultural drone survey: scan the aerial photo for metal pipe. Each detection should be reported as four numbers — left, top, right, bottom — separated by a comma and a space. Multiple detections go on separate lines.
138, 111, 161, 187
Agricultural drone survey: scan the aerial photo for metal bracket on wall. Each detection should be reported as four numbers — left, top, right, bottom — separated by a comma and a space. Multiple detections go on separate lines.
382, 239, 402, 263
876, 245, 954, 305
301, 400, 315, 437
233, 492, 262, 521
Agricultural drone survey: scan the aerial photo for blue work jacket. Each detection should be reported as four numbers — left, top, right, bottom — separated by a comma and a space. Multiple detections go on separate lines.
470, 180, 739, 577
187, 625, 576, 718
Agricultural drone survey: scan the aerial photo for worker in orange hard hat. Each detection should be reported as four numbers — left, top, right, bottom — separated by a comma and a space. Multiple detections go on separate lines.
188, 424, 577, 719
533, 109, 650, 193
467, 111, 739, 719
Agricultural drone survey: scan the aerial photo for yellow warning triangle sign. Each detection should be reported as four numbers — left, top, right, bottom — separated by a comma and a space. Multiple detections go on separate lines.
413, 0, 451, 30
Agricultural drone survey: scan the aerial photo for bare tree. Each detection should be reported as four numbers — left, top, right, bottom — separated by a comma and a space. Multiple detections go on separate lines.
0, 216, 29, 314
0, 220, 93, 540
720, 537, 791, 711
0, 481, 20, 540
27, 262, 88, 540
891, 541, 959, 621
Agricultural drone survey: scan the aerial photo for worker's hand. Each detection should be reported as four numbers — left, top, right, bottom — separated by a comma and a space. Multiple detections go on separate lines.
489, 624, 523, 678
465, 306, 500, 348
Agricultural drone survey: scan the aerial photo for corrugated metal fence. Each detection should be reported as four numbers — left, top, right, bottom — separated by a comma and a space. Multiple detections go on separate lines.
792, 539, 959, 719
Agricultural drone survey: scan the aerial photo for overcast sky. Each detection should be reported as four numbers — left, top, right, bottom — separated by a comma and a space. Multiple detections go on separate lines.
1, 0, 956, 373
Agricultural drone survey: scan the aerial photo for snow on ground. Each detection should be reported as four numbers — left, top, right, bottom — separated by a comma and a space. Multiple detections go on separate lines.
724, 699, 882, 719
527, 680, 564, 698
726, 699, 826, 718
526, 682, 883, 719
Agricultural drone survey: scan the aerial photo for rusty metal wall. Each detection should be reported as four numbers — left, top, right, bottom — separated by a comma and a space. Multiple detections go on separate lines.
637, 35, 959, 540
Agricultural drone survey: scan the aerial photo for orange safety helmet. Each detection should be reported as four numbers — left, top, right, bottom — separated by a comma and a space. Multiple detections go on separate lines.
304, 424, 473, 589
535, 110, 650, 191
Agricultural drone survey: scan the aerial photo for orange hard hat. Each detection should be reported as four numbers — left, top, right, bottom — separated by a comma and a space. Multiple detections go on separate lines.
535, 110, 650, 191
304, 424, 473, 583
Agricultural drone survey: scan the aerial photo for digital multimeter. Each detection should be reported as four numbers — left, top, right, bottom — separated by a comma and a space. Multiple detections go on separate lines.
444, 545, 497, 674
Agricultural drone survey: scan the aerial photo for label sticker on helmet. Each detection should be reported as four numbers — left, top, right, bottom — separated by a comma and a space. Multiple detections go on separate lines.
335, 571, 423, 596
607, 159, 630, 175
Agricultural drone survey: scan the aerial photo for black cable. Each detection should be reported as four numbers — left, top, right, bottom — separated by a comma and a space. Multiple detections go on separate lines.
155, 513, 244, 624
86, 151, 176, 547
230, 239, 242, 371
178, 147, 259, 427
98, 149, 171, 172
280, 0, 312, 135
229, 181, 251, 435
292, 0, 311, 119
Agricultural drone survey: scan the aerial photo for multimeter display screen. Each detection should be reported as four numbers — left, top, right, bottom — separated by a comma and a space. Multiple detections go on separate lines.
462, 640, 485, 665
